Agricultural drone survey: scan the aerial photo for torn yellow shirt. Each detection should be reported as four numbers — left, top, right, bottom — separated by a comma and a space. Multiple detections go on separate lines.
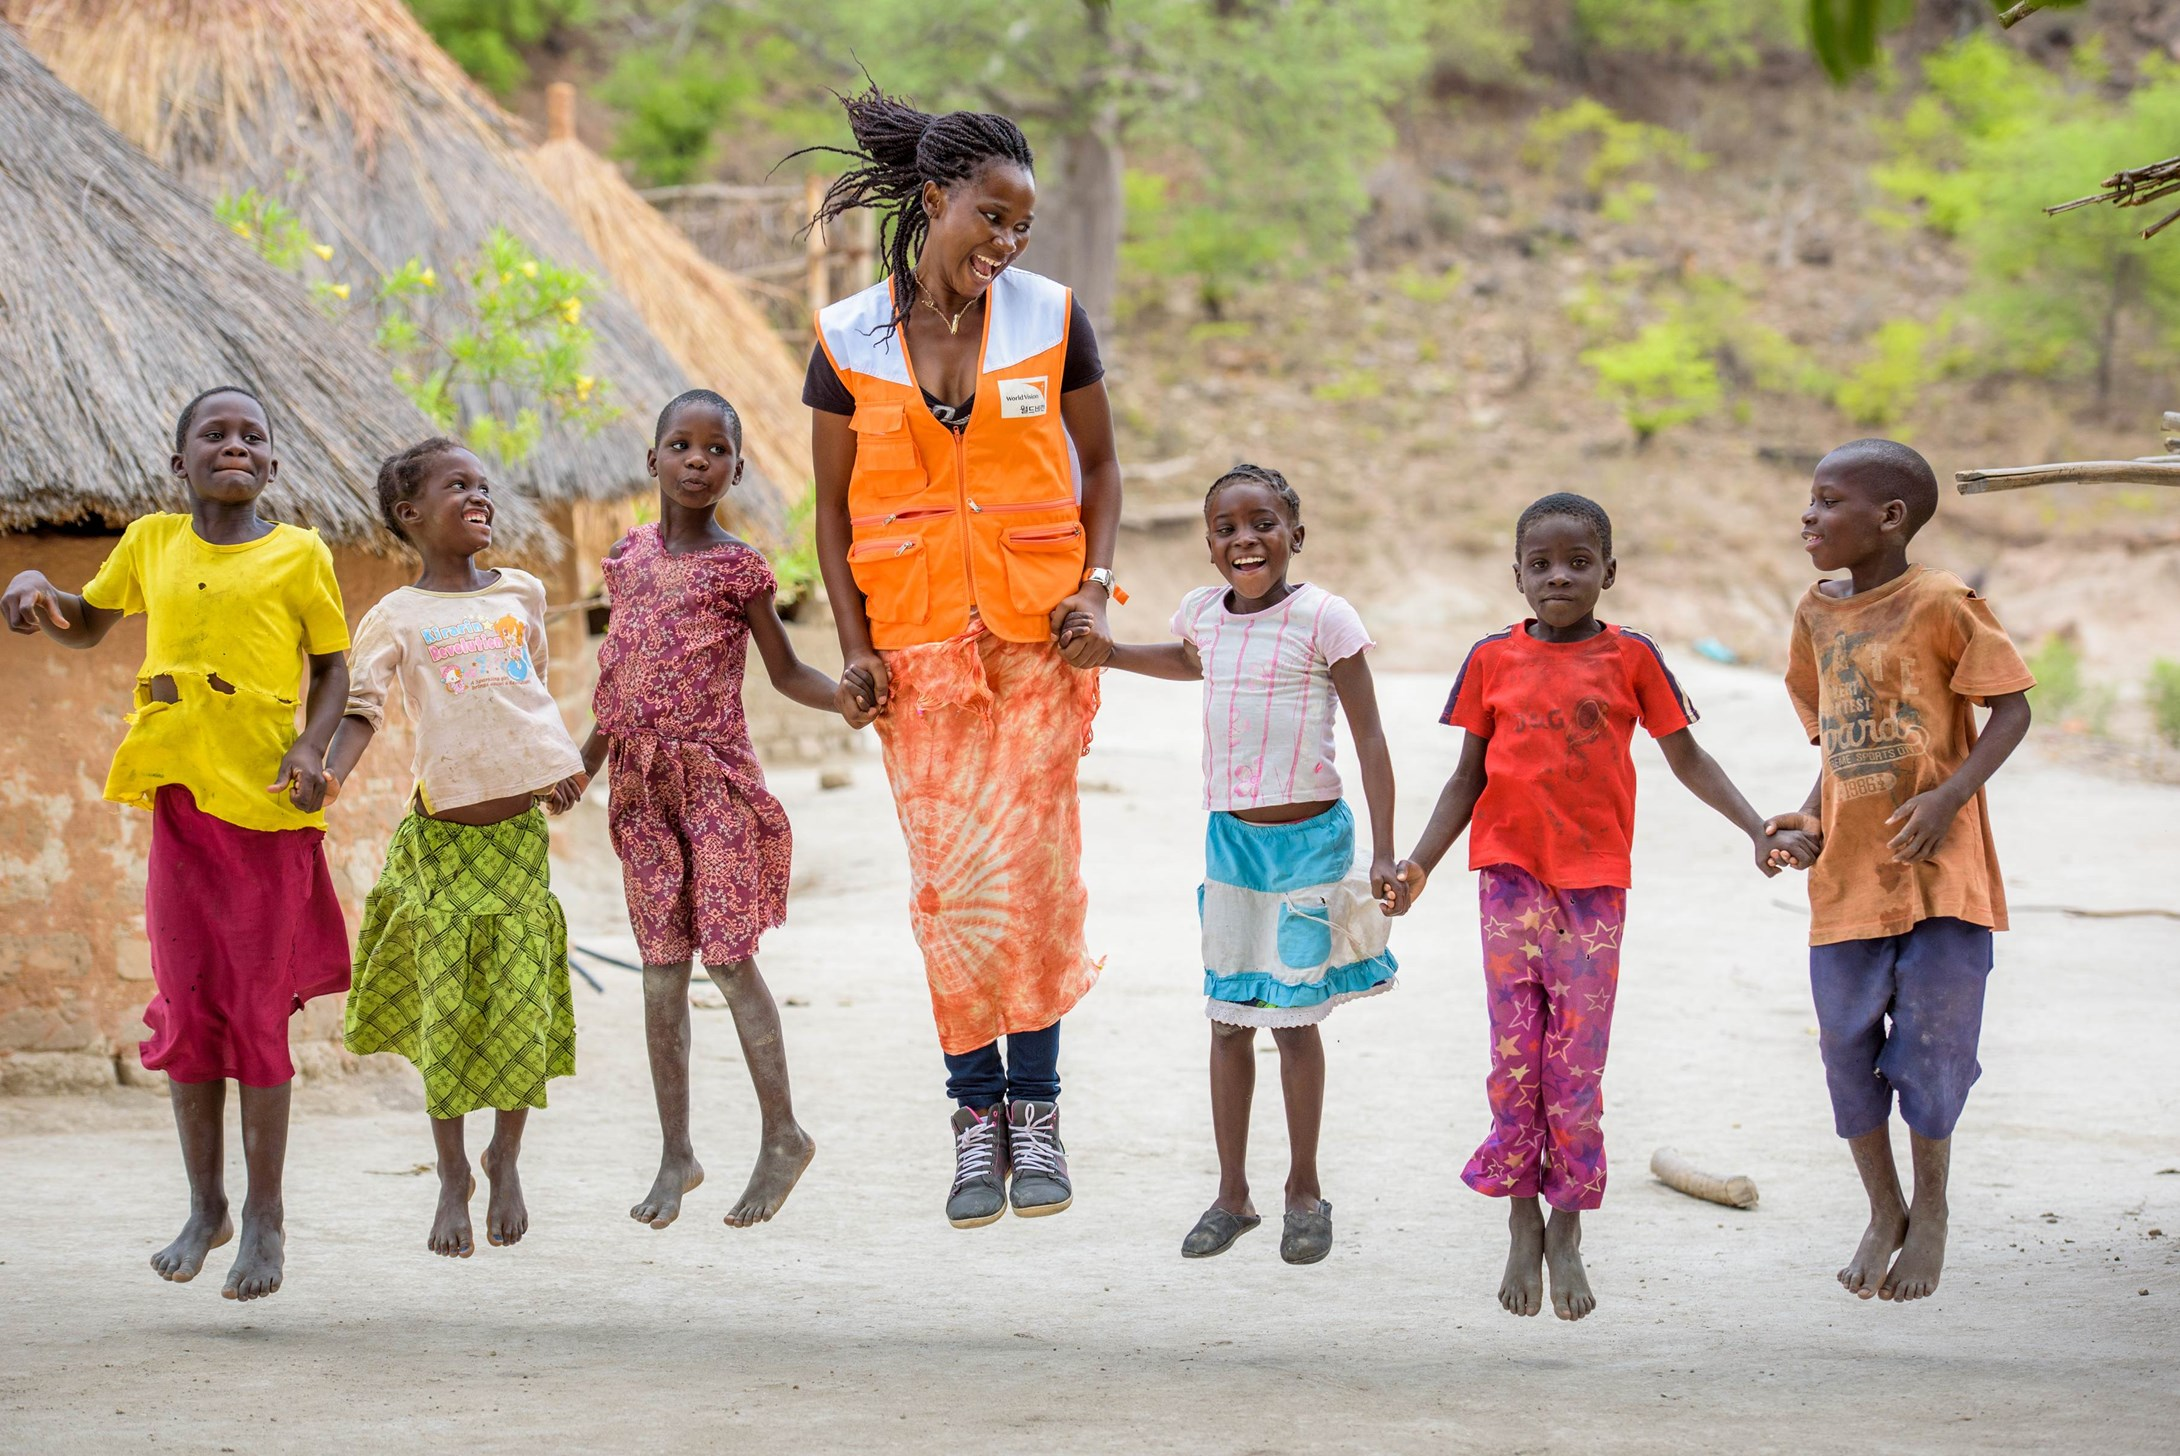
80, 513, 350, 831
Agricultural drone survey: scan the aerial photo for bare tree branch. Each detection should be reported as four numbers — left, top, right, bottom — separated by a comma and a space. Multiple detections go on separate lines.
1998, 2, 2049, 29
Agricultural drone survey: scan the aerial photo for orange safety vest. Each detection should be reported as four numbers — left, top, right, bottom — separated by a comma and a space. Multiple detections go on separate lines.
817, 268, 1084, 649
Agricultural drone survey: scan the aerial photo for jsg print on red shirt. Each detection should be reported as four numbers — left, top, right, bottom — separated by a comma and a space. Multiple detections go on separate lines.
1441, 623, 1698, 889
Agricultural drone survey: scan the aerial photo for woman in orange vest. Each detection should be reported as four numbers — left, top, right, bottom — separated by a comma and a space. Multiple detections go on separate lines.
803, 88, 1122, 1229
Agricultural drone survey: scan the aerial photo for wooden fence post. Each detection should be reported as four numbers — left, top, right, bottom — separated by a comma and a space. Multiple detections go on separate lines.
546, 81, 576, 144
805, 173, 830, 317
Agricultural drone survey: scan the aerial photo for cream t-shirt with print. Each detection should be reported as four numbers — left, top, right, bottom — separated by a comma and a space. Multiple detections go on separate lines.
345, 569, 585, 813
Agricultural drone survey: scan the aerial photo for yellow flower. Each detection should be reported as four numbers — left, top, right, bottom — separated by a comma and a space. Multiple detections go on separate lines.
520, 260, 539, 279
230, 221, 252, 239
330, 282, 351, 300
312, 243, 334, 261
419, 267, 438, 290
499, 270, 513, 285
558, 297, 583, 325
574, 374, 595, 402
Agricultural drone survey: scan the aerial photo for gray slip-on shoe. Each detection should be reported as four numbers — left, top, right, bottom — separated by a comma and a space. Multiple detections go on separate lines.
1182, 1207, 1262, 1259
946, 1105, 1010, 1229
1281, 1200, 1333, 1265
1005, 1100, 1072, 1217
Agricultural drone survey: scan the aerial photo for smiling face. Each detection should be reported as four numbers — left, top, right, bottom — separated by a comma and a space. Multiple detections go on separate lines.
1205, 479, 1302, 603
921, 160, 1035, 300
649, 401, 744, 509
1801, 458, 1904, 573
1514, 513, 1614, 630
171, 390, 276, 504
396, 447, 494, 557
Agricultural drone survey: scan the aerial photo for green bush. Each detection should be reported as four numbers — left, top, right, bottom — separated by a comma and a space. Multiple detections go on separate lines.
1581, 320, 1723, 441
2149, 659, 2180, 746
1834, 318, 1944, 428
1526, 99, 1709, 221
2027, 633, 2084, 722
409, 0, 593, 97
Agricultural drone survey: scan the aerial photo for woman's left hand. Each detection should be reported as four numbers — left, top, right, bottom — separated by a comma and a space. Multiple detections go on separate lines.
1050, 592, 1113, 669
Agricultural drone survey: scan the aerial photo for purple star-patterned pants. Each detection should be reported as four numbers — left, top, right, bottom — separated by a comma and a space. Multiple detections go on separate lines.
1460, 863, 1627, 1212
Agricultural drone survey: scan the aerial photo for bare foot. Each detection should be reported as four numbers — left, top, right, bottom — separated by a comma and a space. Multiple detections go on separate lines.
481, 1148, 528, 1248
1880, 1205, 1948, 1302
631, 1158, 703, 1228
151, 1206, 232, 1283
1839, 1204, 1908, 1299
220, 1212, 284, 1301
1545, 1209, 1595, 1321
429, 1171, 475, 1258
1499, 1201, 1545, 1317
726, 1127, 816, 1228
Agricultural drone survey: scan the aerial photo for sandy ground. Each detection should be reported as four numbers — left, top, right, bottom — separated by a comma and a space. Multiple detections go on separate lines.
3, 663, 2177, 1455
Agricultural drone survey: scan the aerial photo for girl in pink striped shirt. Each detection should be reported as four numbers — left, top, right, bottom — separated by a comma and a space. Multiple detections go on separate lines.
1092, 463, 1410, 1266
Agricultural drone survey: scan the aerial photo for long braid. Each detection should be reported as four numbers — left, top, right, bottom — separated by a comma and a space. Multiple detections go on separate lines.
792, 84, 1034, 336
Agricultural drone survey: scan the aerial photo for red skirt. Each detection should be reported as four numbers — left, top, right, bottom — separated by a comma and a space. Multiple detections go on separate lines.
140, 785, 351, 1085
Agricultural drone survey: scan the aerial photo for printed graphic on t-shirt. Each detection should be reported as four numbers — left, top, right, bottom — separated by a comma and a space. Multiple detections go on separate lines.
422, 614, 536, 695
1815, 626, 1928, 804
1499, 697, 1616, 783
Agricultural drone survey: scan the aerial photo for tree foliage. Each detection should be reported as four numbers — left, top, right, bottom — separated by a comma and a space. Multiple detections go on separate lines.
410, 0, 594, 96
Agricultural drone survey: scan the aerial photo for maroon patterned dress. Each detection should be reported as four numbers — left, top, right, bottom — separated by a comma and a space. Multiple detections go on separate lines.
594, 526, 792, 965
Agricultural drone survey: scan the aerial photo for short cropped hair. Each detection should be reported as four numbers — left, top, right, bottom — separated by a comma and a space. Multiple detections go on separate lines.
655, 388, 743, 448
173, 385, 269, 452
1821, 438, 1939, 537
375, 436, 466, 540
1516, 492, 1612, 558
1204, 462, 1303, 525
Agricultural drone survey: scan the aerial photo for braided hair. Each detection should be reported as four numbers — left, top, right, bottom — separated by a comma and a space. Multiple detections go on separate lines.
800, 84, 1035, 336
1515, 492, 1613, 558
173, 384, 269, 451
1205, 462, 1303, 525
376, 436, 466, 541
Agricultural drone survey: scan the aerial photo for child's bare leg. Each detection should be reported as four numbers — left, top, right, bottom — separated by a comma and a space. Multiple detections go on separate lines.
704, 957, 814, 1227
1881, 1132, 1950, 1302
632, 962, 704, 1227
223, 1080, 289, 1300
482, 1109, 529, 1247
428, 1114, 475, 1258
153, 1077, 233, 1283
1839, 1126, 1908, 1298
1269, 1024, 1324, 1214
1500, 1197, 1546, 1316
1544, 1207, 1594, 1321
1208, 1022, 1257, 1217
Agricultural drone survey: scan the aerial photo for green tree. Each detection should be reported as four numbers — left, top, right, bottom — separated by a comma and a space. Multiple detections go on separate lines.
410, 0, 594, 96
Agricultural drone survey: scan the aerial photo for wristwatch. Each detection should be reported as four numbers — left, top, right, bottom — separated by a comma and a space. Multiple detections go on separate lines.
1081, 566, 1127, 604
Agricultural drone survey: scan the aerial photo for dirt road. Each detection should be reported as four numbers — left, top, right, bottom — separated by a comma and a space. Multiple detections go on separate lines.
3, 664, 2175, 1454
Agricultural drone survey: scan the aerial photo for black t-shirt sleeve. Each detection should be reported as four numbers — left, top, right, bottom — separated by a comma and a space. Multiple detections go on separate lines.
803, 343, 856, 416
1063, 299, 1104, 394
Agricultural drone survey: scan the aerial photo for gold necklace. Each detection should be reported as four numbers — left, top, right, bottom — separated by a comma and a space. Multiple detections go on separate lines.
915, 275, 977, 335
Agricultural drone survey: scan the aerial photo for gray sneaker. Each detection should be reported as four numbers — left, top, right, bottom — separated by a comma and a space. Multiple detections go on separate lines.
946, 1105, 1010, 1229
1006, 1100, 1072, 1217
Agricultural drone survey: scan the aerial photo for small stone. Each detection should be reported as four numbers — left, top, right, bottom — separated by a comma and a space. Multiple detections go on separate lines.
784, 996, 810, 1008
818, 769, 852, 791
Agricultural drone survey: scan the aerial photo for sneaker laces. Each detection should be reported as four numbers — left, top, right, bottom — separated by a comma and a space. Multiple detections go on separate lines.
1009, 1105, 1063, 1177
952, 1112, 1001, 1191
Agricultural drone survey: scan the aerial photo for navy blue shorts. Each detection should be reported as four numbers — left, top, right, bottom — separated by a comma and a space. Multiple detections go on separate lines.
1809, 917, 1993, 1141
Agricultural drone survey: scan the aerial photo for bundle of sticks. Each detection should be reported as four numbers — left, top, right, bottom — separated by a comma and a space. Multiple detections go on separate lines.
2048, 156, 2180, 240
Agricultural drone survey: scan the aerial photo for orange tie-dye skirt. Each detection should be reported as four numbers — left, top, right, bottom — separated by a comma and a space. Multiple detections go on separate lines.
874, 629, 1102, 1055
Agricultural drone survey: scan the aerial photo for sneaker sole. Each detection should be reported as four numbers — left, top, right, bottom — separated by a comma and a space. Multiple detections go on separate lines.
1010, 1196, 1072, 1218
949, 1207, 1007, 1229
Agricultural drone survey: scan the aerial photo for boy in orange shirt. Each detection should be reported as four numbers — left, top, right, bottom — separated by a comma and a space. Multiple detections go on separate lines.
1767, 439, 2034, 1305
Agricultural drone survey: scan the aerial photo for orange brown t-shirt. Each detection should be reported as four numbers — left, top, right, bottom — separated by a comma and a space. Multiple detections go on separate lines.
1785, 565, 2035, 947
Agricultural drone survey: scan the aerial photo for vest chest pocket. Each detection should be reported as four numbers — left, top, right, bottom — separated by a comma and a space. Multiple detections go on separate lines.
998, 521, 1085, 616
849, 403, 925, 498
847, 536, 930, 626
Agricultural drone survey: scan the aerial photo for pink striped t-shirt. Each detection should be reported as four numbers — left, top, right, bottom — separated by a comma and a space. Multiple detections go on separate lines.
1171, 583, 1376, 812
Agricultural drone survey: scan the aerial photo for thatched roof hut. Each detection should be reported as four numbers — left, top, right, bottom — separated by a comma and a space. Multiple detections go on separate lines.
2, 0, 783, 542
0, 20, 551, 555
528, 86, 812, 511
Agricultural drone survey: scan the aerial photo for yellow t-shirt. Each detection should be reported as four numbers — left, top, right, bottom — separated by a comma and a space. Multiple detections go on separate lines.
81, 514, 350, 831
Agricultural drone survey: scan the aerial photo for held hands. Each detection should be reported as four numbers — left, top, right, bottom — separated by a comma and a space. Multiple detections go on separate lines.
543, 771, 591, 815
3, 572, 69, 634
1050, 591, 1114, 670
1759, 813, 1823, 874
1886, 788, 1960, 864
1376, 858, 1427, 916
268, 746, 335, 813
838, 650, 889, 730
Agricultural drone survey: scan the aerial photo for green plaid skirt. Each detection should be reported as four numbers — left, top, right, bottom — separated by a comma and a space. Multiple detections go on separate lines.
346, 808, 575, 1118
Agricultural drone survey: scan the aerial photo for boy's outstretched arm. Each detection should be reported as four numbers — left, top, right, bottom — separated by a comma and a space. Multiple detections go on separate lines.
2, 571, 120, 648
1101, 639, 1202, 681
1399, 730, 1490, 905
1887, 689, 2030, 863
1328, 653, 1402, 914
1656, 728, 1812, 878
270, 651, 347, 813
746, 589, 841, 713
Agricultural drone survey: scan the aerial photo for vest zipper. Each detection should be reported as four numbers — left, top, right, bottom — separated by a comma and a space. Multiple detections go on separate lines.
965, 495, 1078, 515
850, 505, 955, 529
953, 428, 977, 602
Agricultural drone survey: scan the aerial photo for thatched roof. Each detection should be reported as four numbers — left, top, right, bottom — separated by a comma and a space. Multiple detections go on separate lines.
0, 21, 551, 555
529, 87, 808, 538
3, 0, 783, 533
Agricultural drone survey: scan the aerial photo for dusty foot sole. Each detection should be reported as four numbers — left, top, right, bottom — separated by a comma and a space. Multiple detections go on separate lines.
630, 1164, 704, 1229
725, 1131, 816, 1228
151, 1213, 234, 1284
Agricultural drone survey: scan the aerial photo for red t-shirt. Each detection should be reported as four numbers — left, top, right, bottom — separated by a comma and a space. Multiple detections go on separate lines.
1441, 622, 1697, 889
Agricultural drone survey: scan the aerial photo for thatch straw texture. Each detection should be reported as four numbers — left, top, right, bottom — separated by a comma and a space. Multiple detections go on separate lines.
528, 108, 812, 515
2, 0, 780, 539
0, 21, 554, 554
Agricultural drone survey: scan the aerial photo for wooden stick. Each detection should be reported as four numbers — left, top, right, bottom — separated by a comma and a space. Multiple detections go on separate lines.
1955, 460, 2180, 494
546, 82, 577, 144
1650, 1148, 1758, 1209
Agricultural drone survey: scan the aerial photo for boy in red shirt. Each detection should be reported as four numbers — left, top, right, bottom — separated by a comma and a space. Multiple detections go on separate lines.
1397, 493, 1813, 1322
